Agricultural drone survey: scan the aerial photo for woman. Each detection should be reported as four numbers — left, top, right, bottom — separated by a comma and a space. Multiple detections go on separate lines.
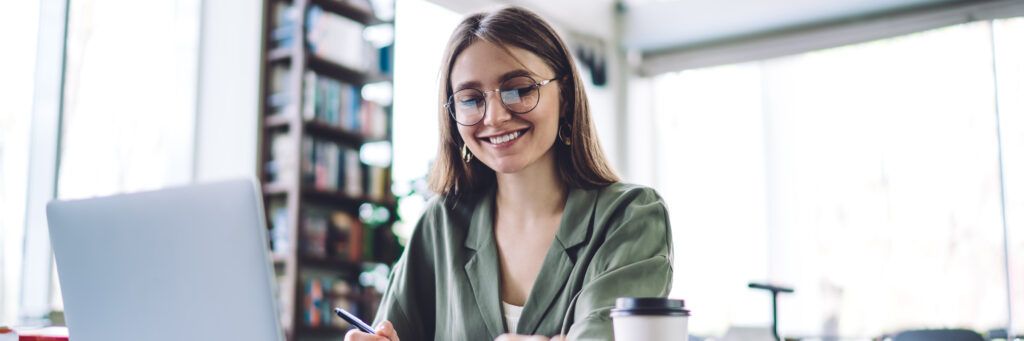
347, 6, 672, 341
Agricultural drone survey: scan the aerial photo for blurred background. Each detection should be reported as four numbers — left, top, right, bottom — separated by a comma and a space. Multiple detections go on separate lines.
1, 0, 1022, 340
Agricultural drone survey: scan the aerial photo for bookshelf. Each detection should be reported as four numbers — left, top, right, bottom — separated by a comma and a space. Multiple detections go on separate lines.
257, 0, 399, 339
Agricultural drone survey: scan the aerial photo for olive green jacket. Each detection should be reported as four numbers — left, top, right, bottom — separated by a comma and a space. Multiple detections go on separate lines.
372, 183, 673, 340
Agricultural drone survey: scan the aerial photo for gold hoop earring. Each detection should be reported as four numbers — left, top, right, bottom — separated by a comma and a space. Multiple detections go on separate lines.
558, 122, 572, 146
461, 144, 474, 163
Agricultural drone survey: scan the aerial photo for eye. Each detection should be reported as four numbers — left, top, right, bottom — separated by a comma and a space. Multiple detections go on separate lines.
456, 95, 482, 108
502, 76, 539, 97
511, 84, 537, 97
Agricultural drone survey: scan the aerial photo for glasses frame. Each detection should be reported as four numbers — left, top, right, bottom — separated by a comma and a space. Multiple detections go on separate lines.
446, 76, 559, 126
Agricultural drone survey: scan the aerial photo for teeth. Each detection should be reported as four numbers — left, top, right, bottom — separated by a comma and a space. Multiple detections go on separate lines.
489, 130, 521, 144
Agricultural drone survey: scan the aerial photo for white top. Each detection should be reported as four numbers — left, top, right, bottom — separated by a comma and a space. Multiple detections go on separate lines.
501, 301, 524, 333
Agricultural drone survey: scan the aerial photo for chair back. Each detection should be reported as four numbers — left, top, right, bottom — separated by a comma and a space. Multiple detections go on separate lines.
892, 329, 984, 341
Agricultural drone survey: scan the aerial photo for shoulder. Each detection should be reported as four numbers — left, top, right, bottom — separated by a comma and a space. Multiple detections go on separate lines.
408, 193, 475, 242
585, 183, 673, 271
593, 182, 667, 218
420, 193, 477, 225
589, 182, 671, 240
596, 182, 662, 200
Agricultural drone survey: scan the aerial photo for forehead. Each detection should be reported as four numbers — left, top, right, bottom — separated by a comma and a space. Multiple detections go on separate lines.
450, 40, 554, 89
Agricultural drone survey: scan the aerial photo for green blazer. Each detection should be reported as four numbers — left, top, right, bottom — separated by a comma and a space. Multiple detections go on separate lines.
372, 182, 673, 340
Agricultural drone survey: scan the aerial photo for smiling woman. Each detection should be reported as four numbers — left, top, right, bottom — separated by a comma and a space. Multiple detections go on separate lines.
428, 7, 618, 202
345, 6, 674, 341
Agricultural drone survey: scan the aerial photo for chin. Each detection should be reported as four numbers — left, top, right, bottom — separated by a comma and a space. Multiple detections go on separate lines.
482, 158, 529, 174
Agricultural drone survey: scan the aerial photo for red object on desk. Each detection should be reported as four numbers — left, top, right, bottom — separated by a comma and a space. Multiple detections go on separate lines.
5, 326, 69, 341
19, 336, 68, 341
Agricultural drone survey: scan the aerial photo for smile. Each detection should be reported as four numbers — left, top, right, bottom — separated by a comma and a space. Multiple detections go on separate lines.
481, 128, 529, 146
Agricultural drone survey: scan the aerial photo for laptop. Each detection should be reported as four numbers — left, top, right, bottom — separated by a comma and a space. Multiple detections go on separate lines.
47, 179, 284, 341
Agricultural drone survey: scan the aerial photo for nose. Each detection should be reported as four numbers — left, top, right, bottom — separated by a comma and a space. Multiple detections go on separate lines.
481, 91, 513, 127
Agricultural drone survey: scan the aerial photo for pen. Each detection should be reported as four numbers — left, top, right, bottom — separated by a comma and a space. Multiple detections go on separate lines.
334, 307, 375, 334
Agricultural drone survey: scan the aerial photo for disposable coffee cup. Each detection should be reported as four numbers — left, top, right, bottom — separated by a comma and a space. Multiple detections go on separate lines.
610, 297, 689, 341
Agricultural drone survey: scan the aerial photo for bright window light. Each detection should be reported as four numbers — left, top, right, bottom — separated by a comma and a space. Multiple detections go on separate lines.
391, 0, 460, 243
654, 19, 1024, 338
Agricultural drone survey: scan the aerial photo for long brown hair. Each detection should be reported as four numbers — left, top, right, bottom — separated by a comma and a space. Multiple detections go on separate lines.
428, 6, 618, 203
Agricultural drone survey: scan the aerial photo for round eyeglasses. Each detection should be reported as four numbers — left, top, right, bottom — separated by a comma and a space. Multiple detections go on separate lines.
446, 75, 559, 126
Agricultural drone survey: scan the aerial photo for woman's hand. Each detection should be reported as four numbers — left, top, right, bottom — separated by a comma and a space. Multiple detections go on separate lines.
494, 334, 566, 341
343, 320, 400, 341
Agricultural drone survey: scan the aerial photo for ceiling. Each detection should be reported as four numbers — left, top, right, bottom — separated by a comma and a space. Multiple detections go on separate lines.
429, 0, 967, 52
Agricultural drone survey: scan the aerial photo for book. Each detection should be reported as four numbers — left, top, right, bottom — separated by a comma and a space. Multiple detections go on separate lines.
264, 132, 295, 184
307, 5, 376, 72
301, 275, 360, 328
299, 137, 367, 196
268, 198, 290, 257
271, 2, 298, 49
0, 327, 69, 341
303, 277, 324, 326
302, 205, 364, 262
268, 65, 292, 116
302, 207, 331, 258
329, 210, 364, 261
365, 166, 390, 202
303, 71, 363, 134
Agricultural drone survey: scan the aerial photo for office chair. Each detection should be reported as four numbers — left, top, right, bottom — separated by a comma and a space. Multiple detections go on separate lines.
892, 329, 984, 341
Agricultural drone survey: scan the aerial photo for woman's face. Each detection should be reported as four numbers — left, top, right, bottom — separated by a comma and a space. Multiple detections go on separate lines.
449, 40, 561, 175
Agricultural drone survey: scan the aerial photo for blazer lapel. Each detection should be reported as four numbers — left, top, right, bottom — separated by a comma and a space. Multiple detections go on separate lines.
463, 190, 504, 338
516, 187, 597, 335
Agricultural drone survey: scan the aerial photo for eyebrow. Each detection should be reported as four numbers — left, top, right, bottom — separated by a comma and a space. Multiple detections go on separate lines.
454, 69, 535, 92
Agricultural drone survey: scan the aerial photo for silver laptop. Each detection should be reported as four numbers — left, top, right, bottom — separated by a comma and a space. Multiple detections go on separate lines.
47, 179, 284, 341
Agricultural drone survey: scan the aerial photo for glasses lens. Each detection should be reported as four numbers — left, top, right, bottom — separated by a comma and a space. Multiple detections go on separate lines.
500, 76, 540, 114
451, 89, 485, 125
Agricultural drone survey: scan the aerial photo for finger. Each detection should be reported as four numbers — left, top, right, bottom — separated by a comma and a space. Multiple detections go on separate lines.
374, 320, 400, 341
345, 329, 388, 341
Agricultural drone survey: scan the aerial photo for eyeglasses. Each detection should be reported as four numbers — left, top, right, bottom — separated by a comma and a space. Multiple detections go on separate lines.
446, 75, 558, 126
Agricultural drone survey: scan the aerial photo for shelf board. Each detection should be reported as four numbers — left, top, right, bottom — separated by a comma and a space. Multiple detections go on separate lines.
265, 116, 387, 147
303, 186, 395, 208
299, 254, 361, 272
268, 47, 292, 63
307, 54, 389, 85
264, 182, 295, 196
309, 0, 379, 25
265, 183, 393, 207
265, 114, 292, 129
304, 119, 378, 146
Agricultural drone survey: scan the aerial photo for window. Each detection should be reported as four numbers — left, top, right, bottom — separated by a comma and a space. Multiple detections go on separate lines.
655, 19, 1024, 338
391, 0, 460, 242
58, 0, 199, 201
0, 0, 41, 326
41, 0, 199, 315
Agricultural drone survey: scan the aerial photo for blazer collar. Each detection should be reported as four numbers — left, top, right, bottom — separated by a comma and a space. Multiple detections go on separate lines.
463, 187, 503, 338
554, 185, 597, 250
462, 185, 599, 335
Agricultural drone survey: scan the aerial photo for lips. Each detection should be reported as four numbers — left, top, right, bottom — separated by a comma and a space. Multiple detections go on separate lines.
479, 127, 530, 146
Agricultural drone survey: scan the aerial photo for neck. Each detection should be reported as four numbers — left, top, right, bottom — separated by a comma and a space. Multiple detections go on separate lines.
494, 148, 567, 225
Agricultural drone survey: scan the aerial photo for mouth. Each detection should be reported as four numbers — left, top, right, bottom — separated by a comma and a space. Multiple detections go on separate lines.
479, 127, 530, 147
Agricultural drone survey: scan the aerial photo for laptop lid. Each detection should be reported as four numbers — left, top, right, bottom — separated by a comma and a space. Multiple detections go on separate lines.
46, 179, 284, 341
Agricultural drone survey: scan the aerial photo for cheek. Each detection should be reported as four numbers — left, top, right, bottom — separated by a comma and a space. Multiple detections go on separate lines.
533, 97, 562, 141
456, 126, 478, 148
